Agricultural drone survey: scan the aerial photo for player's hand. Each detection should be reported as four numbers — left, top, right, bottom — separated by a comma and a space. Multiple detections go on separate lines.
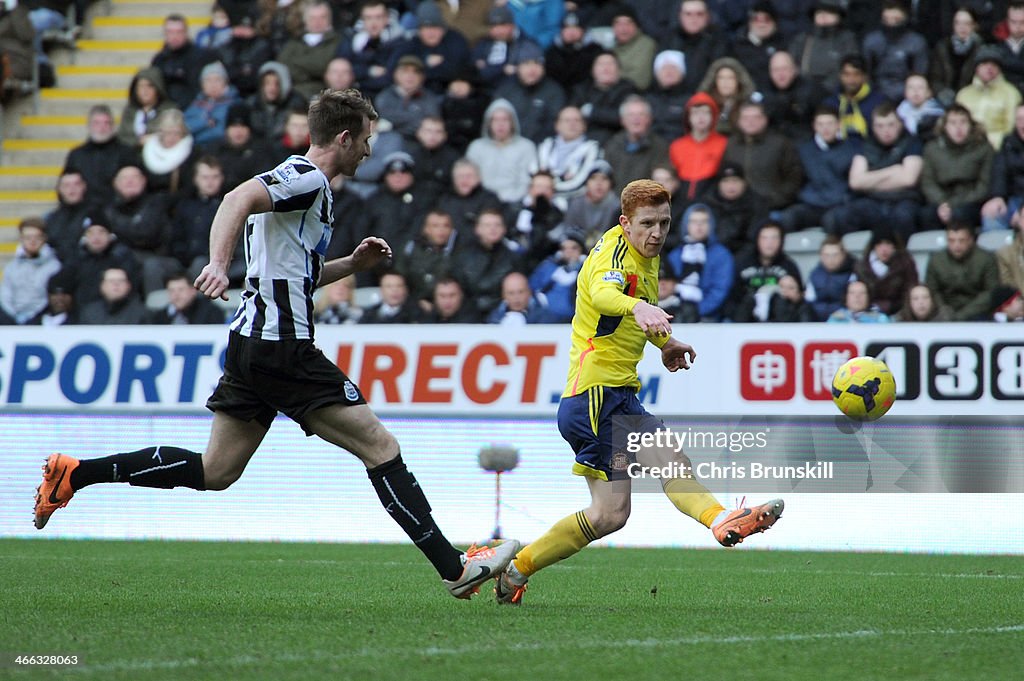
662, 338, 696, 372
194, 263, 230, 300
350, 237, 393, 271
634, 301, 673, 338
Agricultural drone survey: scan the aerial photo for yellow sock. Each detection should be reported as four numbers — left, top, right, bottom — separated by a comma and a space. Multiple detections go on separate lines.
662, 477, 726, 528
513, 511, 597, 577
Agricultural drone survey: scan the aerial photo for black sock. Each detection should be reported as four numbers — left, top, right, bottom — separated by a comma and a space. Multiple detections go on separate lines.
70, 446, 206, 491
367, 454, 463, 581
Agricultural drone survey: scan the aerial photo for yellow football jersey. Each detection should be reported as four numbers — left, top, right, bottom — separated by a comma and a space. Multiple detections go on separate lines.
563, 224, 668, 397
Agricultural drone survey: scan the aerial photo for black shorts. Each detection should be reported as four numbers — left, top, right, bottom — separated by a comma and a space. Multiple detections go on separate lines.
206, 332, 366, 436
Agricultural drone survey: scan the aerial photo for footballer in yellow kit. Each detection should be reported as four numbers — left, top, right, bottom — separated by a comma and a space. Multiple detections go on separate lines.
495, 180, 785, 605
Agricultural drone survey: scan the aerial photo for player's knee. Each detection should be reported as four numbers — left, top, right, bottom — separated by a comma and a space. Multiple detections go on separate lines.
356, 422, 400, 466
201, 459, 243, 491
588, 507, 630, 537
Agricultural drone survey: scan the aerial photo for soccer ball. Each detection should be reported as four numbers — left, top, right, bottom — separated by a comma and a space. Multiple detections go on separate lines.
831, 356, 897, 421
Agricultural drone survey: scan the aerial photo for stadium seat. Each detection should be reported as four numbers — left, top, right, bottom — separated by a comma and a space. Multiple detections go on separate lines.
784, 229, 826, 254
977, 229, 1014, 252
214, 289, 243, 313
793, 253, 821, 283
841, 230, 872, 256
145, 290, 169, 310
354, 286, 381, 308
907, 230, 947, 278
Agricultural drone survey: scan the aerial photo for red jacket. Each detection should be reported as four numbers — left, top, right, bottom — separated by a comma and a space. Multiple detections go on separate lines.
668, 92, 727, 200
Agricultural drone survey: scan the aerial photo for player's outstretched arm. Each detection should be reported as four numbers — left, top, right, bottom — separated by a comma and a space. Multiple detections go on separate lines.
319, 236, 393, 286
633, 300, 674, 339
194, 179, 272, 300
661, 337, 696, 372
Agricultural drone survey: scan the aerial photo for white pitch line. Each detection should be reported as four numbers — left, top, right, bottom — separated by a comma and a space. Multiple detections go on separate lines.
66, 624, 1024, 674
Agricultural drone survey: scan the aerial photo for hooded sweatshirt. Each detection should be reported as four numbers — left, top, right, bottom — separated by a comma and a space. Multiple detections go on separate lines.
0, 243, 62, 323
666, 204, 735, 319
668, 92, 728, 201
466, 98, 538, 203
117, 67, 178, 148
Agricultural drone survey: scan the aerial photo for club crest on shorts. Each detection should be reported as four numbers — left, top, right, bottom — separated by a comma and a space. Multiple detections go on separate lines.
610, 452, 629, 471
343, 381, 359, 401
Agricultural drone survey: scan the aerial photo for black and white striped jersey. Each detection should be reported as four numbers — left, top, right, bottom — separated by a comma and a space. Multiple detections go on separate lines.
229, 155, 334, 341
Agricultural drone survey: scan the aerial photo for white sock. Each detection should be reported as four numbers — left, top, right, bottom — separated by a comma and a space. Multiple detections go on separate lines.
507, 560, 526, 582
712, 509, 731, 527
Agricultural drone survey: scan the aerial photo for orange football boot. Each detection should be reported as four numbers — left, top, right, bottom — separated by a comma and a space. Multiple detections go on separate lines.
713, 498, 785, 547
34, 453, 79, 529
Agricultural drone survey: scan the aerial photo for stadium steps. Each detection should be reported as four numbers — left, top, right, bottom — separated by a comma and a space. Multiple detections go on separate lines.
0, 0, 206, 268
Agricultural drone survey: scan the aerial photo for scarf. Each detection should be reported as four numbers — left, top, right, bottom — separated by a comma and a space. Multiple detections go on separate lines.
869, 251, 889, 279
952, 33, 978, 56
839, 83, 871, 138
677, 238, 706, 303
547, 136, 585, 176
142, 134, 193, 174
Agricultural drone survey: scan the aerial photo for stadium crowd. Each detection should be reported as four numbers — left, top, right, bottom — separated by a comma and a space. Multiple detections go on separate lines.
4, 0, 1024, 327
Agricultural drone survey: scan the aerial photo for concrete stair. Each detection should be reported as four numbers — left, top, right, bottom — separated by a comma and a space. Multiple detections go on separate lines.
0, 0, 207, 268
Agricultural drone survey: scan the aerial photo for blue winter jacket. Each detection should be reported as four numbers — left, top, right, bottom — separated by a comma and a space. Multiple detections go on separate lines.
666, 204, 735, 319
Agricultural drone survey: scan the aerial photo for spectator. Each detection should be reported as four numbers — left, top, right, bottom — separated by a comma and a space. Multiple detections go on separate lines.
956, 45, 1023, 149
79, 267, 148, 325
183, 61, 239, 147
362, 151, 433, 254
647, 49, 690, 142
246, 62, 307, 143
322, 56, 356, 91
209, 103, 273, 193
71, 214, 141, 306
254, 0, 304, 55
103, 165, 177, 295
831, 103, 923, 240
151, 14, 217, 109
773, 106, 855, 234
669, 92, 728, 204
730, 0, 788, 92
895, 283, 953, 321
929, 6, 983, 106
395, 210, 459, 302
703, 0, 755, 37
142, 109, 197, 196
853, 229, 919, 315
569, 51, 637, 145
508, 170, 565, 264
987, 285, 1024, 321
534, 105, 603, 201
454, 208, 523, 316
507, 0, 563, 49
562, 161, 621, 246
35, 270, 78, 327
997, 205, 1024, 290
325, 176, 370, 276
375, 55, 443, 142
996, 2, 1024, 91
982, 104, 1024, 232
407, 116, 459, 202
430, 0, 491, 48
700, 161, 769, 255
472, 5, 542, 92
389, 1, 471, 95
763, 50, 828, 142
665, 203, 735, 321
896, 73, 945, 140
64, 105, 139, 205
611, 5, 657, 91
827, 279, 892, 322
0, 219, 63, 325
466, 98, 538, 204
697, 57, 757, 136
543, 11, 602, 94
768, 274, 818, 322
436, 158, 504, 237
925, 222, 1000, 320
195, 5, 232, 51
657, 265, 685, 319
919, 104, 994, 231
44, 171, 92, 263
148, 272, 226, 324
825, 54, 887, 140
788, 0, 859, 93
359, 271, 420, 323
604, 95, 671, 195
277, 0, 341, 99
270, 108, 312, 163
334, 0, 401, 98
422, 277, 482, 323
314, 275, 363, 325
722, 100, 803, 211
728, 220, 803, 321
0, 2, 35, 88
862, 1, 929, 103
441, 66, 489, 152
493, 42, 566, 144
528, 232, 587, 323
117, 67, 178, 149
660, 0, 729, 93
215, 9, 273, 98
651, 164, 688, 235
488, 272, 556, 324
805, 235, 856, 320
170, 157, 236, 283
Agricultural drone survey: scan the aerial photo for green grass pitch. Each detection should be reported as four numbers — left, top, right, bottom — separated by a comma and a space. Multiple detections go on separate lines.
2, 539, 1022, 680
